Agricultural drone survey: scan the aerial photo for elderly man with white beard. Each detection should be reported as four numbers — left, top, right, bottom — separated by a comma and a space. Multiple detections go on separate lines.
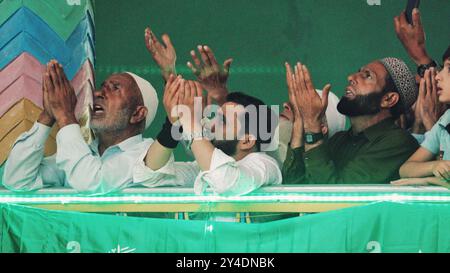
3, 60, 159, 194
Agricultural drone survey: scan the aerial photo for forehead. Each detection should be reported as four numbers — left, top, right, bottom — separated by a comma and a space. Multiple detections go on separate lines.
105, 73, 135, 86
363, 61, 388, 78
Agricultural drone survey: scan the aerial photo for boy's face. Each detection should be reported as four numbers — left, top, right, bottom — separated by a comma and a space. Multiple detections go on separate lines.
436, 59, 450, 104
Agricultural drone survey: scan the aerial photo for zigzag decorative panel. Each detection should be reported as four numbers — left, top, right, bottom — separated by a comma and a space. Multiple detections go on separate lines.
0, 0, 95, 165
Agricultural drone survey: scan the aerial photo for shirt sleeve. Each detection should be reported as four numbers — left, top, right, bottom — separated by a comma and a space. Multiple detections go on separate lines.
194, 149, 282, 196
420, 123, 441, 155
3, 122, 64, 191
55, 124, 146, 194
133, 149, 199, 188
281, 146, 306, 184
303, 137, 418, 184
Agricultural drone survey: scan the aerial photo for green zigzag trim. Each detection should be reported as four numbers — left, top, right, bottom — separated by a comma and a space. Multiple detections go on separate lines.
0, 0, 94, 41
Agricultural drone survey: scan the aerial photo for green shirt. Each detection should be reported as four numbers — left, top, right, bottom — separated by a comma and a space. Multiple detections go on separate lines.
282, 117, 419, 184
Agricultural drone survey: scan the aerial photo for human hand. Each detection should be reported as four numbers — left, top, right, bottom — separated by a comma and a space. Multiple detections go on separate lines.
45, 60, 78, 128
285, 62, 304, 148
414, 68, 445, 132
145, 27, 176, 82
163, 74, 183, 124
391, 176, 450, 188
287, 62, 330, 133
177, 80, 203, 134
38, 73, 56, 127
187, 45, 232, 105
394, 8, 431, 65
432, 160, 450, 181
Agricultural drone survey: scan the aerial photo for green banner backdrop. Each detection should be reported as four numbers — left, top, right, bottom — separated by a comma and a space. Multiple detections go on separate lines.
1, 201, 450, 253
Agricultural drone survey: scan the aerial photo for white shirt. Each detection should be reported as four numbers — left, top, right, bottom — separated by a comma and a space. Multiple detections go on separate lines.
134, 147, 282, 196
3, 122, 153, 194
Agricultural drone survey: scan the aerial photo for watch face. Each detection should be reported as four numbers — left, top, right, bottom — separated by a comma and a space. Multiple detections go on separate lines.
306, 135, 313, 143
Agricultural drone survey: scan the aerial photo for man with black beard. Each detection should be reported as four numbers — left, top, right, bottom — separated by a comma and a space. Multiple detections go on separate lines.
134, 75, 281, 196
282, 58, 419, 184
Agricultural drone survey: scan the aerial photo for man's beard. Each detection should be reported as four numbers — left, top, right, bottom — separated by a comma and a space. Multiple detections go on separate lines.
337, 92, 384, 117
211, 139, 239, 156
90, 108, 132, 133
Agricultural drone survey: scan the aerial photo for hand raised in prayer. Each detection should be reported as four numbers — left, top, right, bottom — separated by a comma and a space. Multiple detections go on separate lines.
414, 68, 446, 131
286, 62, 330, 133
285, 62, 304, 148
187, 45, 232, 106
38, 72, 56, 127
394, 8, 431, 66
145, 27, 176, 82
162, 74, 182, 124
45, 60, 78, 128
177, 80, 204, 134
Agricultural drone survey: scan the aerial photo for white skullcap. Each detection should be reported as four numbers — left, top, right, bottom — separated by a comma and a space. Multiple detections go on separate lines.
125, 72, 159, 129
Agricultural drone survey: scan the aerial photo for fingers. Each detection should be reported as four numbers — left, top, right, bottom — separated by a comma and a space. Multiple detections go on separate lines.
424, 69, 432, 97
165, 74, 181, 100
144, 27, 162, 54
144, 28, 155, 53
302, 64, 315, 92
391, 178, 427, 186
193, 81, 203, 97
322, 84, 331, 109
161, 34, 174, 50
393, 16, 401, 35
178, 79, 185, 104
197, 45, 212, 67
44, 72, 54, 93
399, 10, 408, 26
418, 77, 426, 102
204, 46, 219, 69
48, 61, 61, 88
188, 50, 202, 77
187, 60, 200, 77
223, 58, 233, 74
412, 8, 422, 27
427, 177, 450, 188
430, 68, 438, 102
295, 63, 307, 95
55, 63, 72, 91
285, 62, 294, 94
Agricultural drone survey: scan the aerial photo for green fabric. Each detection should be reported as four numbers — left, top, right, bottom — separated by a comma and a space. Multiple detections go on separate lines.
283, 118, 419, 184
0, 0, 94, 40
1, 201, 450, 253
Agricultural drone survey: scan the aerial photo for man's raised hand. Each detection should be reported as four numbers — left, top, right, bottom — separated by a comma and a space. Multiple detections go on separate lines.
45, 60, 78, 128
187, 45, 232, 106
145, 27, 176, 82
163, 74, 183, 124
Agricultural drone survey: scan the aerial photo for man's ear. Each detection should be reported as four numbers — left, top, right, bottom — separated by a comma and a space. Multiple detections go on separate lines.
238, 134, 257, 152
130, 106, 148, 125
321, 124, 328, 136
381, 92, 400, 109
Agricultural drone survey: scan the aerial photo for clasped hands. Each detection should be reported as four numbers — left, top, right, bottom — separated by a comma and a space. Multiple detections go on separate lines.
285, 62, 331, 138
39, 60, 78, 129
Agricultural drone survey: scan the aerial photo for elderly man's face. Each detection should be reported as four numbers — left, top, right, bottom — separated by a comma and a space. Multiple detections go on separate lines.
337, 61, 389, 117
90, 73, 141, 132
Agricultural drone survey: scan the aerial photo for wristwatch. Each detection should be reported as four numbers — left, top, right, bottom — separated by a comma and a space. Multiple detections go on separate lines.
182, 131, 204, 150
304, 132, 324, 144
417, 60, 437, 78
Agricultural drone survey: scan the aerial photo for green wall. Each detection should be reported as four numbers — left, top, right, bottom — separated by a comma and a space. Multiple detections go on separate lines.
94, 0, 450, 159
